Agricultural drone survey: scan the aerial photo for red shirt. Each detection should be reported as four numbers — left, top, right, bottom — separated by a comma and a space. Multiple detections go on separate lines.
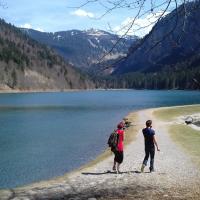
117, 129, 124, 151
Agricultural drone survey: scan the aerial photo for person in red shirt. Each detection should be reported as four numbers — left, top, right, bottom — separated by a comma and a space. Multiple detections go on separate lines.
113, 123, 125, 173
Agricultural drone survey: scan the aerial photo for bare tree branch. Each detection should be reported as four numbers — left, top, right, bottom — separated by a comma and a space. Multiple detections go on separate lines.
97, 0, 146, 63
0, 1, 7, 9
146, 0, 176, 52
95, 0, 125, 20
108, 0, 170, 35
67, 0, 98, 9
100, 0, 187, 71
70, 0, 199, 70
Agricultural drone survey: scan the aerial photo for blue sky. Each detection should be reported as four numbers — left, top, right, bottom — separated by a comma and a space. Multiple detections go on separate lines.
0, 0, 179, 36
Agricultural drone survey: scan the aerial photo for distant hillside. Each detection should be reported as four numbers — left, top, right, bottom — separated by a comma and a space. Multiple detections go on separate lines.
104, 0, 200, 90
21, 28, 137, 75
0, 19, 94, 91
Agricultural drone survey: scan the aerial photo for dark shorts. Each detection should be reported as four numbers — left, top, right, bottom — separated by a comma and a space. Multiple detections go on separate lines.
114, 151, 124, 164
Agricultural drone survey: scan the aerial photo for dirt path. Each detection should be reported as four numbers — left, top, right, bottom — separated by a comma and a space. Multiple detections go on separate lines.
1, 108, 200, 200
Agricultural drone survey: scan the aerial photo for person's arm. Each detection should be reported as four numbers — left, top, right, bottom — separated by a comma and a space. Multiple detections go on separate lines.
142, 129, 145, 143
122, 130, 124, 141
153, 135, 160, 151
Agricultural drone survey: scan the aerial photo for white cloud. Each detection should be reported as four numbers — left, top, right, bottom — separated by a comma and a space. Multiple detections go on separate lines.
35, 27, 44, 32
20, 23, 44, 32
71, 9, 94, 18
20, 23, 32, 29
113, 11, 169, 37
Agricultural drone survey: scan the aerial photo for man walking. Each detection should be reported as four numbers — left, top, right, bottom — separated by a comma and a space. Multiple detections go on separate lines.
141, 120, 160, 172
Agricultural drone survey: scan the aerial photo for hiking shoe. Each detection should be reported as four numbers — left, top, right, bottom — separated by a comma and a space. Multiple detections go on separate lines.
149, 168, 155, 173
141, 164, 145, 173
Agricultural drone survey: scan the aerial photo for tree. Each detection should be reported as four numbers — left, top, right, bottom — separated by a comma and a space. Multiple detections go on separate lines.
11, 69, 17, 88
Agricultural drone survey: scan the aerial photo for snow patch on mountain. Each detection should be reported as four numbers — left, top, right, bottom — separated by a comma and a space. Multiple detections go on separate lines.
95, 37, 100, 43
85, 29, 109, 37
57, 35, 62, 40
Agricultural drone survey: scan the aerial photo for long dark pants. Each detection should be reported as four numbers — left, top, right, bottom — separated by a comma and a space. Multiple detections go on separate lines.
143, 146, 155, 170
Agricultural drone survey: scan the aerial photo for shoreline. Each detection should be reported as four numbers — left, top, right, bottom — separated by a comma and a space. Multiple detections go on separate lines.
0, 88, 199, 94
0, 108, 141, 191
28, 110, 141, 185
1, 104, 200, 199
0, 88, 136, 94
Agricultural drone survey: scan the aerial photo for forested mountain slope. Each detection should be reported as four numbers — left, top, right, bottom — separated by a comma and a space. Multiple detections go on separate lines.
0, 19, 94, 91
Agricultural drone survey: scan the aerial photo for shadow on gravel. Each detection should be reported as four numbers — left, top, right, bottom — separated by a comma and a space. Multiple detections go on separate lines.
82, 170, 145, 175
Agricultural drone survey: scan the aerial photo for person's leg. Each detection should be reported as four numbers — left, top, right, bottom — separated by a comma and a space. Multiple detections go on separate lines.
113, 160, 116, 171
116, 162, 120, 173
149, 147, 155, 172
117, 152, 123, 173
143, 147, 150, 166
141, 147, 150, 172
113, 152, 117, 171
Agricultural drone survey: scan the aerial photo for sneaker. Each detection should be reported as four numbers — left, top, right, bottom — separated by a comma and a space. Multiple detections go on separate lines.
112, 166, 116, 171
141, 164, 145, 173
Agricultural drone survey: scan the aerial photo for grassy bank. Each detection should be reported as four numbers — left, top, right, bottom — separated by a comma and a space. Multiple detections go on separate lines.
153, 104, 200, 167
169, 124, 200, 167
154, 104, 200, 121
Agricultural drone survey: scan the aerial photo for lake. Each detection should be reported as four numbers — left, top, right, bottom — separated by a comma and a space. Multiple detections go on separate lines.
0, 90, 200, 188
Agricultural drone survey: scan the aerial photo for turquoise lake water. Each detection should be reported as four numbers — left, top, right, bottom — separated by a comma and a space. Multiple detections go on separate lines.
0, 90, 200, 188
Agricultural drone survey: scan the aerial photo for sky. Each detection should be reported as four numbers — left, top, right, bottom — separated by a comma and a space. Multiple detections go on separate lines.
0, 0, 182, 37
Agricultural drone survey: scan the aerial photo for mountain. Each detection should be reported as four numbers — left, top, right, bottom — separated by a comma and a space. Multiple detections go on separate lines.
0, 19, 94, 91
20, 28, 137, 75
104, 0, 200, 90
113, 1, 200, 75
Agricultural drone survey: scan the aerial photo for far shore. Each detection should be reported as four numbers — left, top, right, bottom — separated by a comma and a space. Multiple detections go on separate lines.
0, 88, 199, 94
0, 88, 136, 94
0, 104, 200, 200
0, 88, 84, 94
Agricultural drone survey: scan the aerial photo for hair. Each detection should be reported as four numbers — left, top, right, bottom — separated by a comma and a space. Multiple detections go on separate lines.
117, 123, 124, 129
146, 120, 152, 127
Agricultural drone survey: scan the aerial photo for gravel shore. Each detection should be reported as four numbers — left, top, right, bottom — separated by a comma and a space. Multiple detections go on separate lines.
1, 107, 200, 200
